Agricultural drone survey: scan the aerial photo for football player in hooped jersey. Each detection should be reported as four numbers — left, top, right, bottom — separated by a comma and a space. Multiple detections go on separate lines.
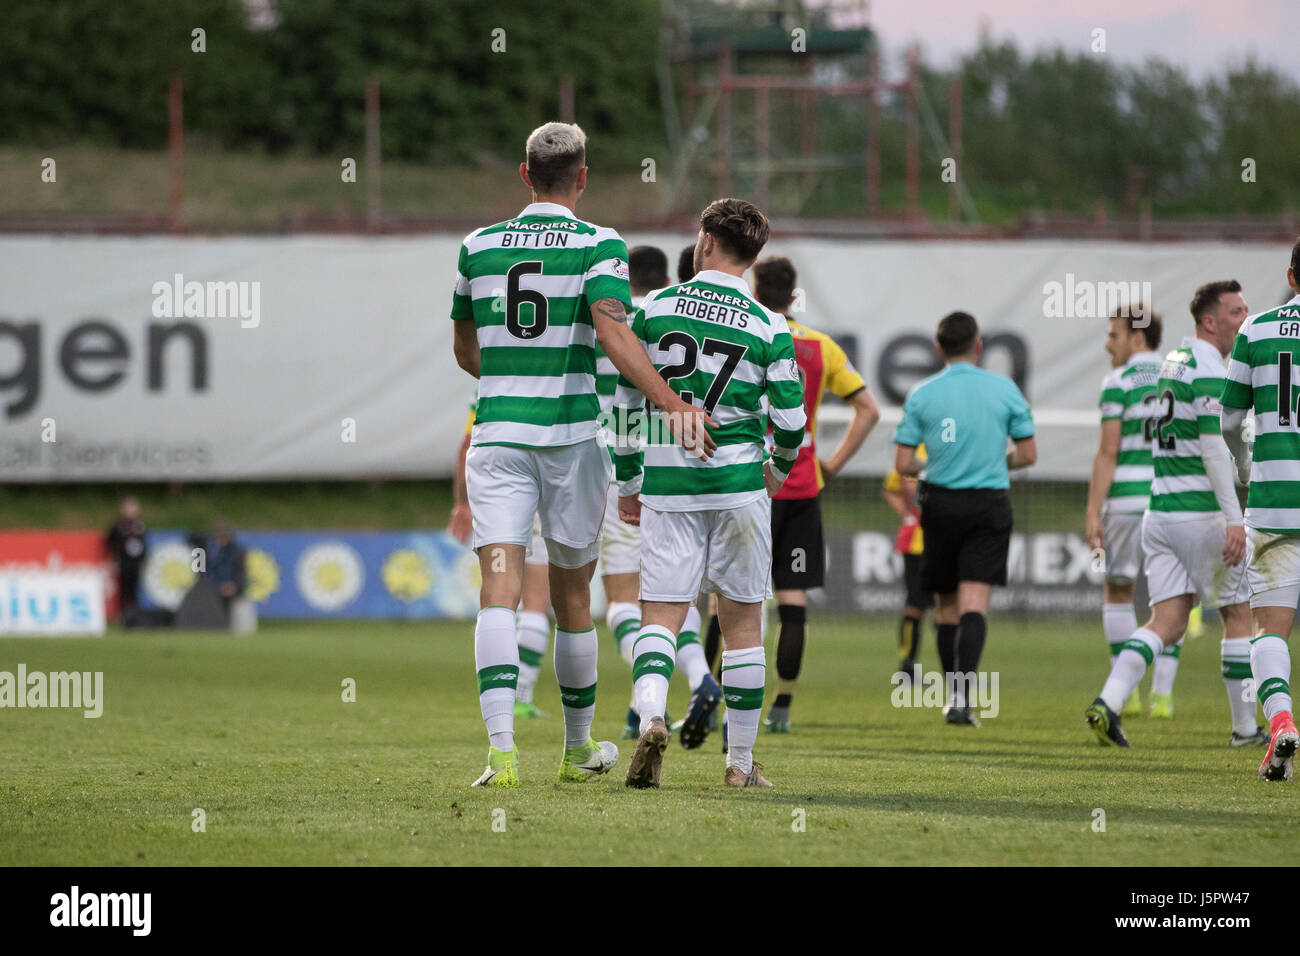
612, 198, 807, 789
1221, 241, 1300, 780
1085, 281, 1257, 750
1084, 308, 1175, 719
451, 122, 715, 789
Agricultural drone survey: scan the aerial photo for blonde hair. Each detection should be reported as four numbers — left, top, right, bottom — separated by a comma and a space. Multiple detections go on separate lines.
525, 122, 587, 192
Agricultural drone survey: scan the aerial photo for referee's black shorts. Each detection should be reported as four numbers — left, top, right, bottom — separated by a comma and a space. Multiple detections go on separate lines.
771, 495, 825, 591
917, 483, 1013, 595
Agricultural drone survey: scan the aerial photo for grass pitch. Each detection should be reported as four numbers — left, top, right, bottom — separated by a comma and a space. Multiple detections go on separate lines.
0, 613, 1290, 866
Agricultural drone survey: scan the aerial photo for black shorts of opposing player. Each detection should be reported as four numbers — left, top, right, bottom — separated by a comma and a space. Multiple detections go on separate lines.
902, 553, 933, 611
770, 495, 825, 591
917, 483, 1013, 595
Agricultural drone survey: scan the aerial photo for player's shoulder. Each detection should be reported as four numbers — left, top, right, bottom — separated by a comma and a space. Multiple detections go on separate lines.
1160, 343, 1194, 368
760, 303, 790, 336
786, 319, 837, 347
459, 223, 493, 248
583, 219, 625, 244
1188, 338, 1226, 375
1236, 301, 1300, 355
1099, 366, 1123, 391
905, 366, 949, 404
640, 283, 681, 311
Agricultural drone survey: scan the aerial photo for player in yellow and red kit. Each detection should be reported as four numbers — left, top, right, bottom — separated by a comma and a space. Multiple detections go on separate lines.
752, 256, 881, 732
883, 445, 930, 685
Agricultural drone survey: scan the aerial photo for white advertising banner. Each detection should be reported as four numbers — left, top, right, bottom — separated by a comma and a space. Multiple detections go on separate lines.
0, 571, 106, 636
0, 235, 1289, 481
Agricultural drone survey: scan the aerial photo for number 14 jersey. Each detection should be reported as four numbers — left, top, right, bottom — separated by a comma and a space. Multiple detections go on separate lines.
1222, 295, 1300, 534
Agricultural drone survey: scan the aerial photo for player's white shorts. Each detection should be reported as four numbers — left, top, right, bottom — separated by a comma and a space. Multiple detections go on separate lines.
600, 481, 641, 576
639, 495, 771, 604
1102, 510, 1143, 584
1141, 512, 1249, 609
466, 438, 611, 569
1246, 528, 1300, 608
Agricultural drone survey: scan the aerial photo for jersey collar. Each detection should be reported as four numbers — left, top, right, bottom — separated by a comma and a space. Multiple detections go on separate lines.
518, 201, 576, 220
691, 269, 754, 296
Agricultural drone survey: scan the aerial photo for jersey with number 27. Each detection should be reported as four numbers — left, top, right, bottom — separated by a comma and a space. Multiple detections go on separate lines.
450, 201, 632, 448
611, 270, 806, 512
1221, 295, 1300, 533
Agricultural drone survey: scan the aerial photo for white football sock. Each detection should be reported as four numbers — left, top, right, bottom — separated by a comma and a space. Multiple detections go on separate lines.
474, 606, 518, 751
676, 605, 710, 691
1103, 603, 1137, 660
1151, 636, 1184, 696
721, 646, 765, 774
1251, 634, 1293, 722
631, 625, 676, 733
553, 626, 598, 749
606, 602, 641, 667
1099, 627, 1163, 714
1221, 636, 1258, 736
514, 610, 549, 705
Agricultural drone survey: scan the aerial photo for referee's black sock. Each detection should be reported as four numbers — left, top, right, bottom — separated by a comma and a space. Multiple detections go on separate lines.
956, 611, 988, 678
936, 622, 958, 682
772, 604, 807, 710
898, 615, 922, 672
704, 614, 723, 676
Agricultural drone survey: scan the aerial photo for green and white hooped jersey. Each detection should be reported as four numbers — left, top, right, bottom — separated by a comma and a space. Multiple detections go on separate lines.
1222, 294, 1300, 533
451, 202, 633, 448
611, 270, 807, 512
1099, 350, 1163, 514
1148, 336, 1228, 516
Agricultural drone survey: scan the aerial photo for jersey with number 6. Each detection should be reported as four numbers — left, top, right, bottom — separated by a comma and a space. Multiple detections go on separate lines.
1148, 336, 1228, 516
1221, 295, 1300, 533
1098, 350, 1163, 514
450, 201, 633, 448
611, 270, 807, 512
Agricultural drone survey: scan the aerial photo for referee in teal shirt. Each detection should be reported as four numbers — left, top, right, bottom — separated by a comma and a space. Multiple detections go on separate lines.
893, 311, 1037, 726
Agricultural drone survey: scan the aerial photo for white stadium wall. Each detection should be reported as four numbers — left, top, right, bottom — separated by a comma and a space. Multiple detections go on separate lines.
0, 234, 1289, 481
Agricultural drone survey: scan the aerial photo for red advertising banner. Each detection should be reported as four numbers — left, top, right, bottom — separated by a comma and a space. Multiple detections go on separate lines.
0, 531, 115, 619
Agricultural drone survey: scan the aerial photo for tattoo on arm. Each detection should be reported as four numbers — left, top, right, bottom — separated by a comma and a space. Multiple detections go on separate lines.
593, 298, 628, 323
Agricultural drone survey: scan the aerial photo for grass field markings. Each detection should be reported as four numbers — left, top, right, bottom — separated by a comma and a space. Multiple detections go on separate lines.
341, 677, 356, 702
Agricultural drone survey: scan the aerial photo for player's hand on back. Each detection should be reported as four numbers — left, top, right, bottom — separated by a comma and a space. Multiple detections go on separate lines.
618, 493, 642, 526
665, 401, 717, 459
1223, 524, 1246, 566
763, 460, 785, 497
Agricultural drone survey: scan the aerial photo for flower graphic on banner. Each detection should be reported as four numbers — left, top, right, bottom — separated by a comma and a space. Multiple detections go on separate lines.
295, 542, 364, 612
245, 549, 280, 603
381, 549, 434, 602
142, 541, 197, 610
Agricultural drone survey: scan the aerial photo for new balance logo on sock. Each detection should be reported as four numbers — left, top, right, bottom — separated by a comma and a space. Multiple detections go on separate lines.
643, 660, 668, 669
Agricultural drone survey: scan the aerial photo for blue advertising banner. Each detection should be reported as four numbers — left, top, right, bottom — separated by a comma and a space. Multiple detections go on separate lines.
139, 531, 482, 620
